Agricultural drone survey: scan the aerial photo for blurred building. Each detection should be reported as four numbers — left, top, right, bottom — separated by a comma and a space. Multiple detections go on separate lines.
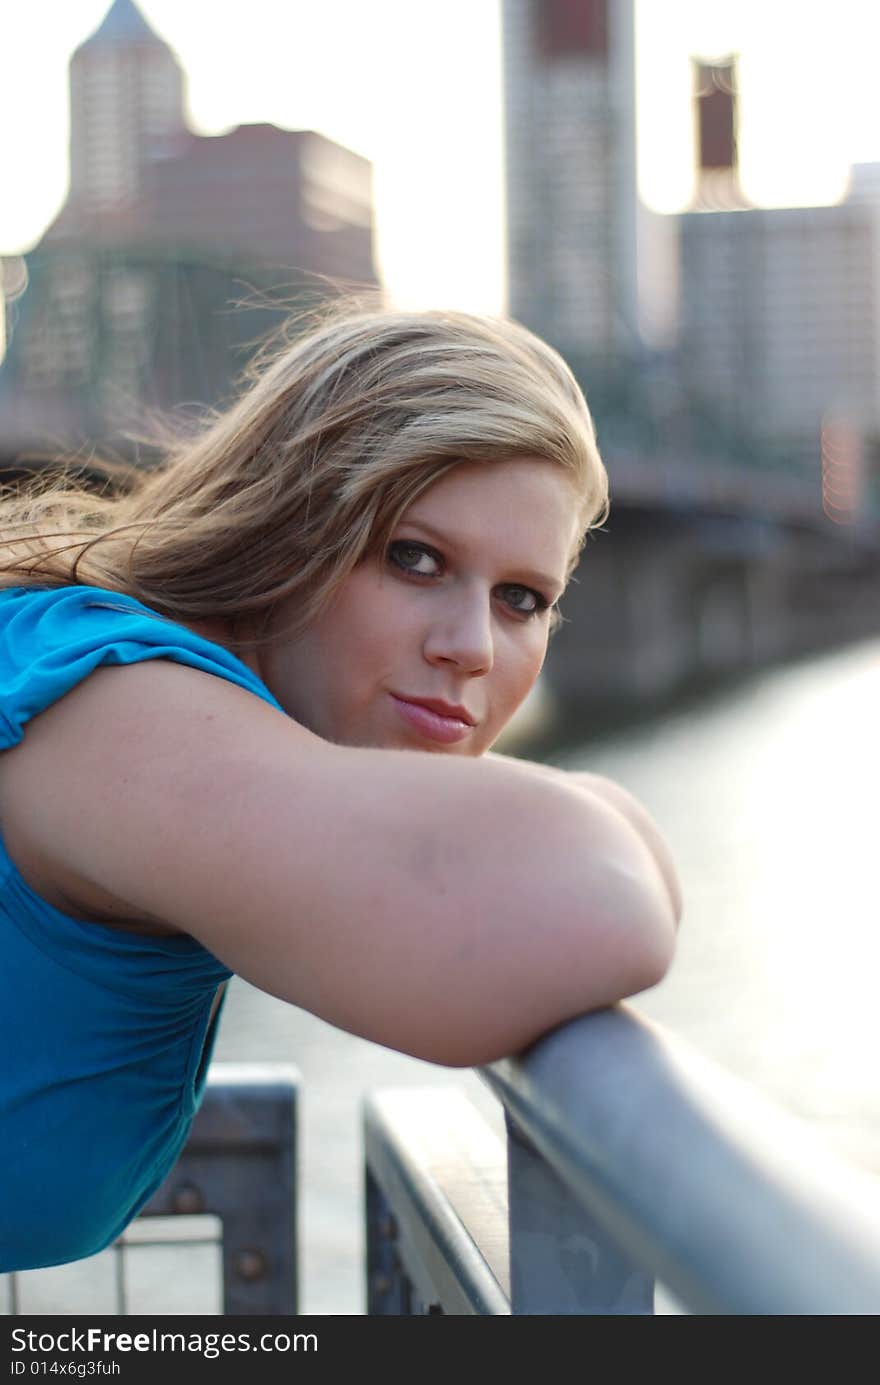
0, 0, 378, 454
65, 0, 186, 218
50, 0, 374, 282
677, 50, 877, 525
681, 200, 878, 458
846, 163, 880, 206
691, 55, 749, 211
502, 0, 676, 363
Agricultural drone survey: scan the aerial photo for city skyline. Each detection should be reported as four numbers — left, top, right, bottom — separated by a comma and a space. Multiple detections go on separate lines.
3, 0, 880, 312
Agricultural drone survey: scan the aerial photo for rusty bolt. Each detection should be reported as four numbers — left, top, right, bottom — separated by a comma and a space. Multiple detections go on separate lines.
378, 1213, 398, 1241
172, 1183, 204, 1214
236, 1249, 267, 1282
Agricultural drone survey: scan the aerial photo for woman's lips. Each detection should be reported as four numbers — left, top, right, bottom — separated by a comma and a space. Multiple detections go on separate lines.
390, 694, 475, 744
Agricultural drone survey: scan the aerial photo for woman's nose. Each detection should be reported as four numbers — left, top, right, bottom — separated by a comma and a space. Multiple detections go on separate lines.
423, 589, 494, 675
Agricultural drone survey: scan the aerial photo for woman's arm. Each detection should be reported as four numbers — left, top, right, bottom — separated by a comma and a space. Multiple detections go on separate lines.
0, 662, 679, 1067
568, 771, 683, 924
488, 754, 682, 924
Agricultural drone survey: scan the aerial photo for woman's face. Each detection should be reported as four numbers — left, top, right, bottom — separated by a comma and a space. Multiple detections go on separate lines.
257, 458, 581, 755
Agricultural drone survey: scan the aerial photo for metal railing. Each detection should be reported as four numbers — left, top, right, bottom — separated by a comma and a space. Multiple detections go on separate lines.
8, 1019, 880, 1315
364, 1007, 880, 1314
139, 1063, 300, 1315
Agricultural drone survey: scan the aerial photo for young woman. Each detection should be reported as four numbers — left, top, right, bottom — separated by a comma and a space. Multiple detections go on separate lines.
0, 303, 681, 1271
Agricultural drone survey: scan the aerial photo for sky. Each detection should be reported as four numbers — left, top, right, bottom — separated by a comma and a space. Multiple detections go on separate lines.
2, 0, 880, 314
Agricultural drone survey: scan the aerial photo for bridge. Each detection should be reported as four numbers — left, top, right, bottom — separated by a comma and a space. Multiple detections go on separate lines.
545, 439, 880, 733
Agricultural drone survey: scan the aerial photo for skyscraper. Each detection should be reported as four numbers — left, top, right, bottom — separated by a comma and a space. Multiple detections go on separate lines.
502, 0, 674, 362
0, 0, 378, 451
67, 0, 186, 219
48, 0, 376, 282
680, 45, 878, 487
680, 197, 880, 478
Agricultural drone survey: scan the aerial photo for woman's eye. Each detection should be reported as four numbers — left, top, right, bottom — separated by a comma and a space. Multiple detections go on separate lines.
388, 541, 441, 577
501, 585, 549, 618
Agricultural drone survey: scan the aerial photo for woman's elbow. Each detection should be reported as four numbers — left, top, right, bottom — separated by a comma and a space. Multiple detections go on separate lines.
563, 871, 679, 1020
617, 860, 680, 998
631, 907, 678, 994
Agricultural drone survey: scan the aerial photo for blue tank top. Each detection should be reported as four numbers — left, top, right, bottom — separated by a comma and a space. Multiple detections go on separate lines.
0, 584, 284, 1271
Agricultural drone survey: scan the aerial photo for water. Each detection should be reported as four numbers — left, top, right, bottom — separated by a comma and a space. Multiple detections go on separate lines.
209, 632, 880, 1312
574, 636, 880, 1167
6, 635, 880, 1314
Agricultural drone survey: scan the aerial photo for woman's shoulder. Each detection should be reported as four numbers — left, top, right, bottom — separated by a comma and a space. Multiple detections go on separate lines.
0, 580, 147, 626
0, 582, 283, 751
0, 584, 290, 936
0, 644, 316, 922
0, 624, 307, 939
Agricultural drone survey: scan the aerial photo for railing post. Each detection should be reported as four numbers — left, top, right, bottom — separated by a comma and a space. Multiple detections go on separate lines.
140, 1062, 300, 1315
365, 1167, 413, 1314
506, 1110, 654, 1314
363, 1088, 510, 1315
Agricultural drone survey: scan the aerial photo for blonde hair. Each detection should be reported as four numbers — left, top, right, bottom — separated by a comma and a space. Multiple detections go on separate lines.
0, 298, 608, 643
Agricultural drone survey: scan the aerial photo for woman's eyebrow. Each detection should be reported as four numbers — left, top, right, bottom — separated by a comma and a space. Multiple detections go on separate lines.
398, 517, 565, 595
